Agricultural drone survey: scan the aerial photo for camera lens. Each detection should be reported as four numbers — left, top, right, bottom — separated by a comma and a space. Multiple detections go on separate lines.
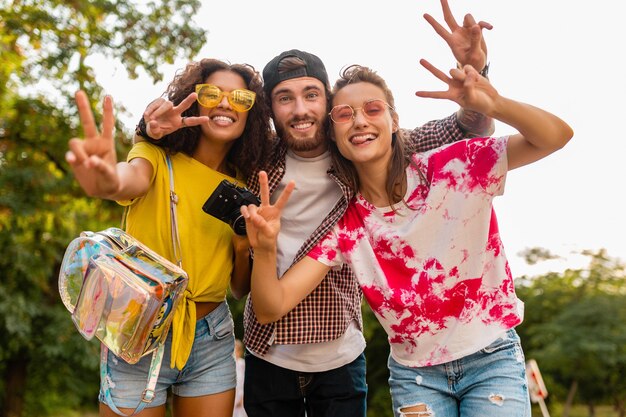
232, 215, 247, 236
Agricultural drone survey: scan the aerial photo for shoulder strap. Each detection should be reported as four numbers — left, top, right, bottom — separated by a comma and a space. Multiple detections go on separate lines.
100, 344, 164, 416
166, 154, 183, 268
101, 153, 181, 416
119, 154, 182, 267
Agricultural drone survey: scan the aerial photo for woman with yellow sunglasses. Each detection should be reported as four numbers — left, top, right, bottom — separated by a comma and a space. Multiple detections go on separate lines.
66, 58, 272, 417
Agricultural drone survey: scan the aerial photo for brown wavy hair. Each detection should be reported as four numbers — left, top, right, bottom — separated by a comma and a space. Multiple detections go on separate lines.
329, 65, 413, 209
146, 59, 272, 177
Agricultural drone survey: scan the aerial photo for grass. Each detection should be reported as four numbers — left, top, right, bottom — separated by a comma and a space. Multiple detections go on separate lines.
533, 403, 618, 417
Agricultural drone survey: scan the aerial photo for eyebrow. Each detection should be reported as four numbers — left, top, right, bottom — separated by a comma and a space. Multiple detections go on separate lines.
272, 84, 323, 98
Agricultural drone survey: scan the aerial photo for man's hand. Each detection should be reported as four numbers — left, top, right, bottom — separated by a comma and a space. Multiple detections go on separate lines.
424, 0, 493, 71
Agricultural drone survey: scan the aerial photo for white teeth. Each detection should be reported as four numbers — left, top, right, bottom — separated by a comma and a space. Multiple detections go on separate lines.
293, 122, 313, 130
212, 115, 234, 124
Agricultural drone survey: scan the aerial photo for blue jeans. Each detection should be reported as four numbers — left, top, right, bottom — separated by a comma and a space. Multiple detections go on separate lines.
244, 352, 367, 417
388, 329, 530, 417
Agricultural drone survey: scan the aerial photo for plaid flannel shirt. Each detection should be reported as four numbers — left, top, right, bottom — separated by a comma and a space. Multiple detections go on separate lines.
244, 113, 466, 356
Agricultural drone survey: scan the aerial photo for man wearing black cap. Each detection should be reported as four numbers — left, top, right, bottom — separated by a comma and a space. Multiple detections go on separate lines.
242, 7, 494, 417
132, 3, 494, 415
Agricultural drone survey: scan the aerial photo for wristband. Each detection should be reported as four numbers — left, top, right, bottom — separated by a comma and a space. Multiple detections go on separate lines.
479, 62, 490, 78
456, 62, 490, 78
135, 116, 154, 140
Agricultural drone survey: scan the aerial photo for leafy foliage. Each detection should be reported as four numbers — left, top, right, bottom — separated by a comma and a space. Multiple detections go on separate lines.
516, 249, 626, 415
364, 248, 626, 416
0, 1, 205, 415
363, 304, 392, 417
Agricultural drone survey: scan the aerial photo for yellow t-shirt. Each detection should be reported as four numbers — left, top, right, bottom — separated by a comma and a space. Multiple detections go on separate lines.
120, 142, 243, 369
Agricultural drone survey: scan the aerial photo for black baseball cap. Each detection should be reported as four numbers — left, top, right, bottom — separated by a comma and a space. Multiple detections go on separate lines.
262, 49, 330, 97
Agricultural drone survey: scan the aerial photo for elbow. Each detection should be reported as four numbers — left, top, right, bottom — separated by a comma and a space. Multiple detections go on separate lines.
541, 120, 574, 154
229, 282, 250, 300
252, 300, 284, 324
255, 312, 280, 325
229, 288, 248, 301
554, 123, 575, 150
564, 125, 575, 146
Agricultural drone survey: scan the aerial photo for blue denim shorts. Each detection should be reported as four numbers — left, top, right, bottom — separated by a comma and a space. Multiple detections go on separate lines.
99, 301, 236, 408
388, 329, 530, 417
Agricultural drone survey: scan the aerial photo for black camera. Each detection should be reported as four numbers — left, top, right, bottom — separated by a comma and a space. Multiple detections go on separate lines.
202, 180, 260, 236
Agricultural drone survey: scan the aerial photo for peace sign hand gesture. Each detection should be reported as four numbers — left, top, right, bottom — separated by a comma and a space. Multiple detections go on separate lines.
240, 171, 295, 253
142, 93, 210, 140
416, 59, 499, 116
424, 0, 492, 71
66, 90, 120, 198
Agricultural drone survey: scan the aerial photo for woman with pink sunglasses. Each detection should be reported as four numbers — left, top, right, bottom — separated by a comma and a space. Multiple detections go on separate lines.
240, 60, 572, 417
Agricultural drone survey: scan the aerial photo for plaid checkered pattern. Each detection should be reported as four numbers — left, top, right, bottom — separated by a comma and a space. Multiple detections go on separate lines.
244, 113, 465, 355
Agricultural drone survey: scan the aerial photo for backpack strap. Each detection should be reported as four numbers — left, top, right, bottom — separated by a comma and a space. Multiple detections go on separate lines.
100, 344, 165, 416
166, 154, 183, 269
100, 153, 180, 415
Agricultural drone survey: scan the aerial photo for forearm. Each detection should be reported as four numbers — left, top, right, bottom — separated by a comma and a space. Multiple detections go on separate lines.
403, 113, 463, 154
455, 64, 494, 137
456, 108, 495, 137
230, 244, 251, 300
492, 96, 573, 169
494, 97, 572, 149
250, 248, 286, 324
97, 160, 151, 201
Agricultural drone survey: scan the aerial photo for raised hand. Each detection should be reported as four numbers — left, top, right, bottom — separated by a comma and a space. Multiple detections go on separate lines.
423, 0, 492, 71
143, 93, 210, 139
241, 171, 295, 252
416, 59, 499, 116
66, 90, 120, 198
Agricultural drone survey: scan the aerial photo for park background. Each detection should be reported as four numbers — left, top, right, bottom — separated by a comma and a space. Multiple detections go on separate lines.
1, 1, 625, 417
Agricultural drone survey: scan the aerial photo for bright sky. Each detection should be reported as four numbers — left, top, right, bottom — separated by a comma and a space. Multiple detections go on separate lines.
92, 0, 626, 278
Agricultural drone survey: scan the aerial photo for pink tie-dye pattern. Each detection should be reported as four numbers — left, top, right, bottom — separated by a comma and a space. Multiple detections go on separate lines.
309, 137, 521, 366
421, 137, 502, 196
361, 247, 484, 345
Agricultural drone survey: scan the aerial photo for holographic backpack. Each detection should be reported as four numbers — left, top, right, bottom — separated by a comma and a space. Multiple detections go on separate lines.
59, 155, 187, 415
58, 226, 187, 364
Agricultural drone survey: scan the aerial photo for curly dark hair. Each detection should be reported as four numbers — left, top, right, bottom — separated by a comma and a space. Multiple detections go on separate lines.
147, 59, 272, 177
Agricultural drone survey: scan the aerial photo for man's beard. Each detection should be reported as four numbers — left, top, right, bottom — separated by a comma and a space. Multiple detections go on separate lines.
275, 118, 328, 153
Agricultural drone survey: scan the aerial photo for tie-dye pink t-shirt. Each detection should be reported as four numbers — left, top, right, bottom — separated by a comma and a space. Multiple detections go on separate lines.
308, 136, 524, 367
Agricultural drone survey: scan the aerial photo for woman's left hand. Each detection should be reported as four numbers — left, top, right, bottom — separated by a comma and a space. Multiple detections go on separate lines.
415, 59, 499, 116
143, 93, 210, 139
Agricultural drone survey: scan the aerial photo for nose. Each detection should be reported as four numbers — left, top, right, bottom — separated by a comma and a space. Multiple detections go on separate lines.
292, 97, 308, 117
353, 108, 369, 127
217, 94, 231, 109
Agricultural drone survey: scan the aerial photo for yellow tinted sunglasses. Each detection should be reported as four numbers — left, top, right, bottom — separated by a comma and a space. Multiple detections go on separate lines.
195, 84, 256, 112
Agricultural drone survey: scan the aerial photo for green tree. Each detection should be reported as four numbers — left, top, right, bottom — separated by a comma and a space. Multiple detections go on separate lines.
363, 303, 391, 417
516, 249, 626, 417
0, 1, 205, 415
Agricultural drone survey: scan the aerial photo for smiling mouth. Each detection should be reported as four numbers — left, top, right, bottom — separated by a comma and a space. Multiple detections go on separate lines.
211, 115, 235, 125
350, 133, 376, 145
291, 121, 314, 131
